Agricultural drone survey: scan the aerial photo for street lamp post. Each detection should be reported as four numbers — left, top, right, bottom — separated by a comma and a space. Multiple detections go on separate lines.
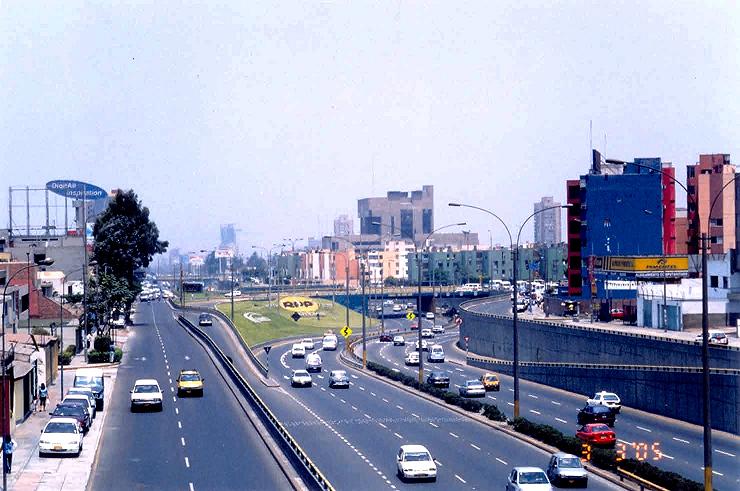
449, 202, 569, 417
2, 257, 54, 490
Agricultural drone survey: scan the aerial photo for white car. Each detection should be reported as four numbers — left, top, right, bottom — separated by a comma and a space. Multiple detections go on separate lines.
425, 312, 435, 320
305, 353, 322, 372
63, 394, 97, 420
322, 334, 338, 351
39, 418, 83, 457
393, 335, 405, 346
431, 325, 444, 334
130, 379, 163, 411
459, 380, 486, 398
392, 304, 403, 312
421, 328, 433, 339
291, 369, 312, 387
427, 344, 445, 363
223, 290, 242, 297
302, 338, 315, 350
396, 444, 437, 481
587, 391, 622, 413
291, 343, 306, 358
695, 330, 729, 345
506, 466, 552, 490
404, 351, 420, 366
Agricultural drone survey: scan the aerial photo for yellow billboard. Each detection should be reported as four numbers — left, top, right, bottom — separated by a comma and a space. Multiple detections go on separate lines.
279, 296, 320, 312
596, 256, 688, 273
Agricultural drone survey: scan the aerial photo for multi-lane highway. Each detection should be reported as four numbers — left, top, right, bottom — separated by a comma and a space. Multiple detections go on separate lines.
363, 301, 740, 489
90, 301, 294, 491
185, 309, 618, 490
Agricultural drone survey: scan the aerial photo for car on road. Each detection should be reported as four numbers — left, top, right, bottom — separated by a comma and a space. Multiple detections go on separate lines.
198, 313, 213, 326
609, 308, 624, 320
392, 304, 403, 312
130, 379, 164, 412
39, 418, 84, 457
695, 330, 729, 345
426, 371, 450, 388
291, 343, 306, 358
322, 334, 338, 351
513, 301, 528, 313
425, 312, 435, 320
575, 423, 616, 448
415, 339, 428, 351
480, 372, 501, 391
404, 351, 420, 366
427, 344, 444, 363
176, 369, 204, 397
375, 305, 383, 313
459, 380, 486, 398
329, 370, 350, 388
586, 391, 621, 412
291, 369, 312, 387
407, 302, 416, 309
73, 368, 105, 410
379, 334, 393, 342
577, 404, 615, 426
546, 452, 588, 488
50, 404, 90, 433
431, 325, 444, 334
396, 444, 437, 481
420, 328, 433, 339
301, 338, 315, 350
63, 394, 96, 420
392, 335, 405, 346
305, 353, 323, 372
506, 466, 552, 490
223, 290, 242, 297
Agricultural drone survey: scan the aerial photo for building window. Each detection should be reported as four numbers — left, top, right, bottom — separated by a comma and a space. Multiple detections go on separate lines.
709, 218, 723, 227
687, 167, 695, 178
422, 209, 433, 234
710, 275, 719, 288
723, 277, 728, 289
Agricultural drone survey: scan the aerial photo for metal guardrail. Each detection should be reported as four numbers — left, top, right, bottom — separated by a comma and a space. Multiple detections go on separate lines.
616, 467, 670, 491
178, 315, 334, 491
169, 300, 269, 377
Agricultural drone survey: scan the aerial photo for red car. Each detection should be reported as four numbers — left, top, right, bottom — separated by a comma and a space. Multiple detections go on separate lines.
610, 308, 624, 320
409, 323, 419, 330
575, 423, 616, 447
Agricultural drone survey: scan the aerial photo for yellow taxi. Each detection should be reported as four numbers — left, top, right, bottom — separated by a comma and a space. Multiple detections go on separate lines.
480, 372, 500, 391
176, 369, 204, 397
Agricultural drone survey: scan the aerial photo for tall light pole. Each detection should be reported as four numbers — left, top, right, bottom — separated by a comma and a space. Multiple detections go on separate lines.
2, 257, 54, 489
58, 262, 95, 398
450, 202, 569, 417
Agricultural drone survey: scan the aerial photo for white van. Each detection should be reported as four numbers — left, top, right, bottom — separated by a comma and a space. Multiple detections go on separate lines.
427, 344, 445, 363
322, 334, 338, 351
73, 368, 105, 410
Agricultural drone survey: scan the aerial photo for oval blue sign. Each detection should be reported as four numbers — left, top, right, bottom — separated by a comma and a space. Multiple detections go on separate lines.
46, 180, 108, 200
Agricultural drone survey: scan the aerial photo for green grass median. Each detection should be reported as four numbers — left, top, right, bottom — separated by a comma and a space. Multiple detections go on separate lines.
216, 298, 369, 346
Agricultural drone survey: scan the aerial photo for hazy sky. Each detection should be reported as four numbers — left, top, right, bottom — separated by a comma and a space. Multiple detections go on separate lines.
2, 1, 738, 255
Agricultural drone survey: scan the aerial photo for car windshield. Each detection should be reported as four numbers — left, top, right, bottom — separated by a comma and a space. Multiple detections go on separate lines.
603, 395, 618, 401
54, 406, 83, 416
332, 371, 346, 378
294, 371, 309, 376
180, 374, 200, 381
75, 376, 102, 387
520, 471, 548, 484
559, 457, 582, 468
591, 424, 610, 432
45, 422, 77, 434
404, 452, 431, 462
134, 385, 160, 393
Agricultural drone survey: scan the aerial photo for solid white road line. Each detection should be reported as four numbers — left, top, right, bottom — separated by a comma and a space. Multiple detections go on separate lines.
715, 449, 736, 457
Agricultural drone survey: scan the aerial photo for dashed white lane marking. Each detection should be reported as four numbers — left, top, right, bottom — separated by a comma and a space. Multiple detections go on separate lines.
508, 388, 514, 392
661, 453, 674, 460
189, 483, 194, 491
168, 378, 172, 384
636, 426, 652, 433
167, 371, 170, 377
185, 457, 190, 468
411, 413, 420, 418
449, 432, 459, 438
394, 432, 403, 439
351, 406, 358, 411
320, 387, 326, 392
382, 398, 389, 403
487, 396, 497, 401
396, 405, 403, 410
170, 387, 175, 393
317, 375, 325, 379
429, 422, 439, 428
470, 443, 481, 450
359, 387, 366, 391
673, 437, 690, 444
496, 457, 508, 465
455, 474, 467, 484
364, 413, 372, 419
181, 437, 186, 446
617, 439, 631, 444
378, 422, 388, 428
371, 392, 377, 397
555, 418, 568, 424
283, 375, 289, 380
175, 408, 179, 415
178, 421, 182, 429
715, 449, 736, 457
507, 402, 515, 407
455, 368, 464, 372
351, 374, 359, 379
172, 396, 176, 402
529, 410, 541, 415
551, 400, 561, 406
340, 399, 346, 404
528, 394, 538, 399
330, 393, 336, 398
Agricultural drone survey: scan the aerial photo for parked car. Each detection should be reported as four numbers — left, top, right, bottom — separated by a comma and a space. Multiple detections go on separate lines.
305, 353, 323, 372
73, 368, 105, 410
291, 343, 306, 358
480, 372, 501, 391
427, 344, 445, 363
506, 466, 552, 490
291, 369, 312, 387
176, 369, 204, 397
50, 404, 90, 433
609, 308, 624, 320
426, 371, 450, 388
396, 444, 437, 481
130, 379, 163, 412
392, 335, 405, 346
404, 351, 420, 366
301, 338, 315, 350
329, 370, 350, 388
379, 334, 393, 342
459, 380, 486, 398
586, 391, 621, 412
198, 313, 213, 326
695, 330, 729, 345
62, 394, 96, 420
546, 452, 588, 488
575, 424, 616, 448
66, 388, 96, 414
38, 418, 84, 457
577, 404, 616, 426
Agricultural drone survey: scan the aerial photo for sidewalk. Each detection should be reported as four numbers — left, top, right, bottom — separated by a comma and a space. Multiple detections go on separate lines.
8, 328, 130, 491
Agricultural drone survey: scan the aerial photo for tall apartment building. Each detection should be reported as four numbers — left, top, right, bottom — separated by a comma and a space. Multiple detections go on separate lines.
357, 185, 434, 243
220, 224, 237, 248
686, 154, 735, 254
533, 197, 562, 245
333, 215, 354, 236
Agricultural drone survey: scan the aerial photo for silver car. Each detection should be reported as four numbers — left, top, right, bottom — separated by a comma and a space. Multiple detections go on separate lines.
459, 380, 485, 397
546, 452, 588, 488
329, 370, 350, 388
506, 467, 552, 490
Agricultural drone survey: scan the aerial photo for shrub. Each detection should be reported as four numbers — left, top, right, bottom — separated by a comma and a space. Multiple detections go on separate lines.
65, 344, 77, 355
86, 347, 122, 363
59, 351, 73, 366
94, 335, 112, 352
482, 403, 507, 422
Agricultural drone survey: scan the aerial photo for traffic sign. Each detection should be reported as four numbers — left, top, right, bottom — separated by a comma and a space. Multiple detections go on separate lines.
464, 336, 470, 343
406, 312, 416, 321
341, 326, 352, 338
291, 312, 301, 322
264, 346, 272, 355
455, 317, 463, 326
